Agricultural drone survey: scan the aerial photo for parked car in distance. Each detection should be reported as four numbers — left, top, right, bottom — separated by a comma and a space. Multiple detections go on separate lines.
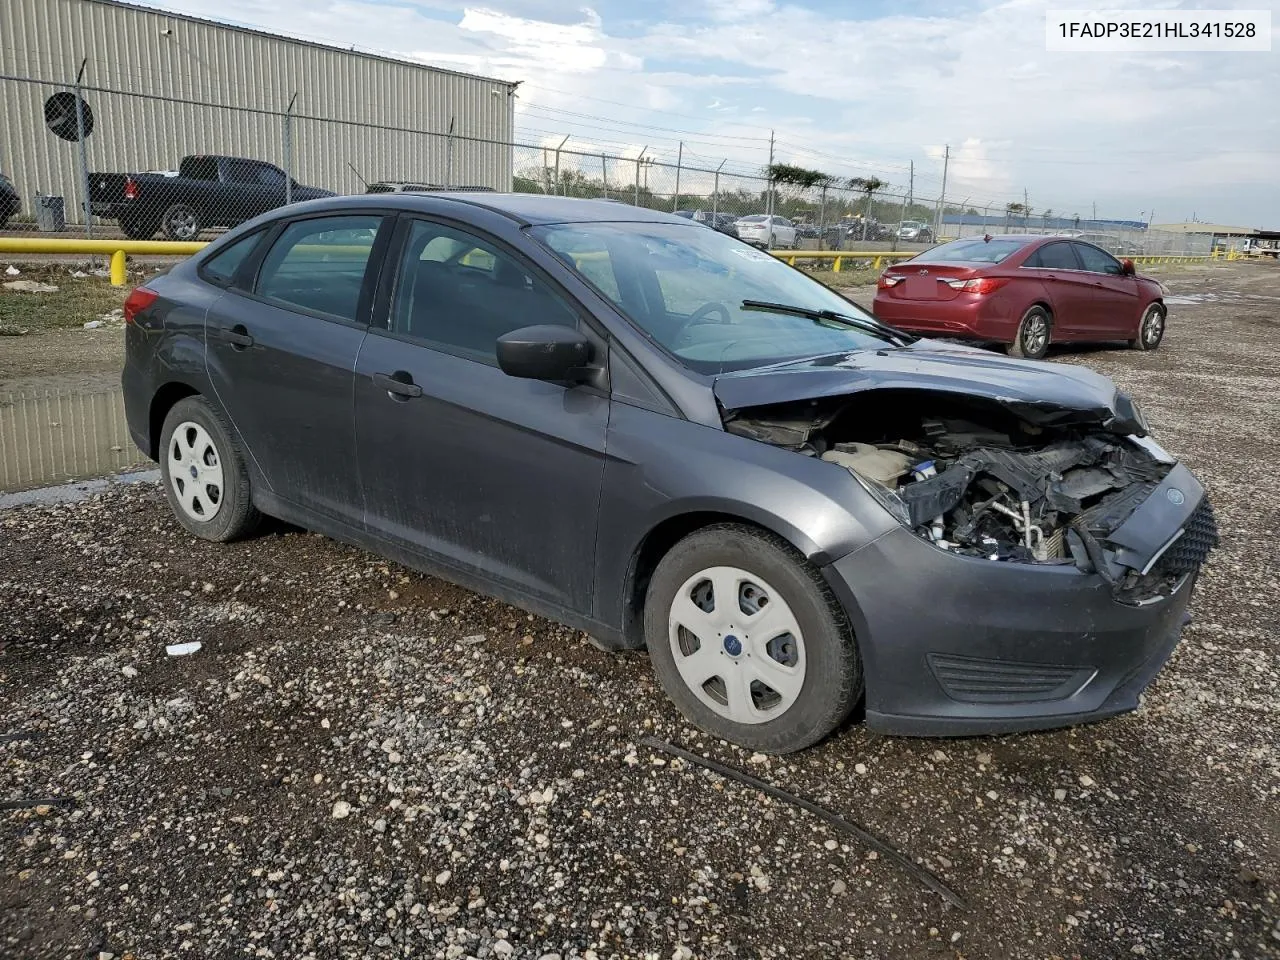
897, 220, 933, 243
691, 210, 740, 236
1073, 231, 1141, 256
89, 155, 334, 241
121, 194, 1215, 753
735, 214, 797, 249
0, 173, 19, 229
873, 234, 1168, 359
367, 182, 495, 194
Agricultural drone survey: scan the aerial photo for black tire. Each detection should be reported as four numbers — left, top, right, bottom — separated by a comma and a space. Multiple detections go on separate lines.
120, 216, 159, 240
161, 203, 202, 241
644, 523, 863, 754
158, 396, 261, 542
1129, 303, 1166, 351
1008, 305, 1052, 360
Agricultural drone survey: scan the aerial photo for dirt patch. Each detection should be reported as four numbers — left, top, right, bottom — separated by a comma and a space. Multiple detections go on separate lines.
0, 261, 1277, 960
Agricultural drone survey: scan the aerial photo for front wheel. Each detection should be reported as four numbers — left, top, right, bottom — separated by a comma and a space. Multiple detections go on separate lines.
644, 524, 863, 754
1008, 305, 1051, 360
159, 396, 261, 542
1130, 303, 1165, 351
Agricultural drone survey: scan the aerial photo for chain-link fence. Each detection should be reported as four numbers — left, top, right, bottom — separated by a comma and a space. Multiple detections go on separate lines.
0, 72, 1215, 256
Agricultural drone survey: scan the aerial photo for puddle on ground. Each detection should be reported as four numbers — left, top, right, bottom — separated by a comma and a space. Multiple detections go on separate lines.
0, 468, 159, 510
1164, 291, 1280, 305
0, 388, 147, 492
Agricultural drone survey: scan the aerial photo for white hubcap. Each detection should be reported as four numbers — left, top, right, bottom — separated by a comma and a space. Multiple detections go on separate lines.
168, 421, 224, 522
668, 566, 806, 725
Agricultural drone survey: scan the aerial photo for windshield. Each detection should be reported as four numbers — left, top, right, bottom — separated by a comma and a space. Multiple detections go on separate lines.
910, 237, 1029, 264
531, 221, 896, 373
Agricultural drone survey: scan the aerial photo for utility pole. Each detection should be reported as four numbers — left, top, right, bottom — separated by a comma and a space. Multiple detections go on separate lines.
766, 130, 775, 217
672, 141, 683, 213
1092, 201, 1097, 223
712, 159, 725, 216
907, 160, 914, 217
600, 153, 608, 199
933, 144, 949, 239
1023, 187, 1029, 234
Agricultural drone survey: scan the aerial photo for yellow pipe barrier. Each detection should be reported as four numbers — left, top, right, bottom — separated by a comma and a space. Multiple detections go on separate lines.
0, 237, 208, 287
770, 249, 918, 273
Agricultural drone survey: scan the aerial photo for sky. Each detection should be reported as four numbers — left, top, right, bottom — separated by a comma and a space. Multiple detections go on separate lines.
133, 0, 1280, 225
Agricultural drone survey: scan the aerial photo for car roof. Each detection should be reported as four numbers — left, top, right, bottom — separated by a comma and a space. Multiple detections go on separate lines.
281, 191, 696, 226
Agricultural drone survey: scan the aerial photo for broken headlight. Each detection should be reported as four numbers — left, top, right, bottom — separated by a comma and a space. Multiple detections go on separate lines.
849, 470, 911, 527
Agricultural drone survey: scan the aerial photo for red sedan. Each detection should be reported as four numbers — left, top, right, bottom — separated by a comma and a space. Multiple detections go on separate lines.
872, 235, 1167, 359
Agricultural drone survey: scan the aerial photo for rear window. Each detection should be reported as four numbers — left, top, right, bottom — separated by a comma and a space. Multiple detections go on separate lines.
738, 215, 767, 223
180, 156, 219, 181
912, 237, 1028, 264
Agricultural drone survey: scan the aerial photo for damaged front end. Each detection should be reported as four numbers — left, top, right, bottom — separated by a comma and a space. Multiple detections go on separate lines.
723, 388, 1218, 602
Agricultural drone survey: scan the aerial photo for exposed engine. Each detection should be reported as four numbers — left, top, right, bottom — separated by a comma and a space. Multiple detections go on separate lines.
723, 389, 1218, 601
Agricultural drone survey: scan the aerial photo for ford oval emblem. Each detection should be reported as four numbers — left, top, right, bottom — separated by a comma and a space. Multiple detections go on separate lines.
1167, 488, 1185, 505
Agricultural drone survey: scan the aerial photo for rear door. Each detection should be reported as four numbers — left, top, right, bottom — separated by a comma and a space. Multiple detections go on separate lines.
353, 216, 608, 612
204, 212, 390, 526
1072, 241, 1140, 339
1022, 241, 1093, 339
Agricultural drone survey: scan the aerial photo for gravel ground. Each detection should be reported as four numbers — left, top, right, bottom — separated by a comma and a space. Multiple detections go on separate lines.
2, 261, 1277, 959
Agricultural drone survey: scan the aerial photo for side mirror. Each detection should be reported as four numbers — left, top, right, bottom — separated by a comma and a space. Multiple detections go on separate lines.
1120, 258, 1136, 276
496, 325, 593, 382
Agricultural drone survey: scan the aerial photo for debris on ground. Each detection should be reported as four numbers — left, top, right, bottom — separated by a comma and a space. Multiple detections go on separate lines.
3, 280, 59, 294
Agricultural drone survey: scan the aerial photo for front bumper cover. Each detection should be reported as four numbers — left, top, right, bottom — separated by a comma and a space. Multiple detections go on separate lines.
824, 506, 1202, 738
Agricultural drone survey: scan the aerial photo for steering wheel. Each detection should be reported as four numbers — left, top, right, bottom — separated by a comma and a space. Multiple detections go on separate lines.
674, 301, 733, 349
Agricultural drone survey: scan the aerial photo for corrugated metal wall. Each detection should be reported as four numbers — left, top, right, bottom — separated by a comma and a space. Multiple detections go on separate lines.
0, 0, 516, 218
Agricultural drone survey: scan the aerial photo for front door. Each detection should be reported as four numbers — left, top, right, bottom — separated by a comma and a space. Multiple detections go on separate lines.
353, 216, 609, 613
1072, 242, 1141, 339
1024, 240, 1093, 340
204, 212, 389, 525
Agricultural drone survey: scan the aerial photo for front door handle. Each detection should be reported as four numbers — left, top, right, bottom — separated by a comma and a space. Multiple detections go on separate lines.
372, 371, 423, 400
225, 324, 254, 349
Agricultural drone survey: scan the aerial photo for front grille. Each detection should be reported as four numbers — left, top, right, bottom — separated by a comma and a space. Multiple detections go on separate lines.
928, 653, 1096, 703
1158, 497, 1220, 576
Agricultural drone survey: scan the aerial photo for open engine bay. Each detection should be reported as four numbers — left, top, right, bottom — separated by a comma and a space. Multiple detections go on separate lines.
723, 388, 1217, 601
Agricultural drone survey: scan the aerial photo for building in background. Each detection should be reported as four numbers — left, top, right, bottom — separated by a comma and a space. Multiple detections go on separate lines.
0, 0, 517, 224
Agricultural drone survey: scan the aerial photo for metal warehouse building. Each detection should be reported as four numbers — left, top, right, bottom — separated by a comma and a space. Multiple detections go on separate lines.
0, 0, 518, 223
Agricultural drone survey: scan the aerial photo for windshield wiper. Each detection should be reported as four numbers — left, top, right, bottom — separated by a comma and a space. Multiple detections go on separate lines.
740, 300, 913, 345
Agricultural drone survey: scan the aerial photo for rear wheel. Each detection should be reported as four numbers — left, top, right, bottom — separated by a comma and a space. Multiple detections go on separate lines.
1130, 303, 1165, 351
1008, 305, 1051, 360
161, 203, 201, 241
159, 396, 261, 542
644, 524, 863, 754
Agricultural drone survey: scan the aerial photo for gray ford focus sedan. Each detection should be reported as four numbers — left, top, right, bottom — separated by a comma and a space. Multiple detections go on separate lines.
121, 193, 1217, 753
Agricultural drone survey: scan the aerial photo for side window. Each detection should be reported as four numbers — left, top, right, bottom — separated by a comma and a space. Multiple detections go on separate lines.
1074, 242, 1122, 275
540, 227, 622, 303
255, 215, 382, 322
1027, 242, 1080, 270
389, 220, 577, 364
200, 231, 262, 287
223, 160, 259, 184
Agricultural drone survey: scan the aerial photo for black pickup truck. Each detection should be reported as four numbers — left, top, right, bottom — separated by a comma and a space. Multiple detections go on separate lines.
89, 155, 334, 241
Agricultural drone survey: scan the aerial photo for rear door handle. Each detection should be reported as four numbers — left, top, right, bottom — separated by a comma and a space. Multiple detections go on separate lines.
372, 371, 423, 399
225, 324, 254, 349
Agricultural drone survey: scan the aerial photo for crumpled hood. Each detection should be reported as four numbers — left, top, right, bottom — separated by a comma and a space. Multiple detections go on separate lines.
713, 340, 1147, 435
